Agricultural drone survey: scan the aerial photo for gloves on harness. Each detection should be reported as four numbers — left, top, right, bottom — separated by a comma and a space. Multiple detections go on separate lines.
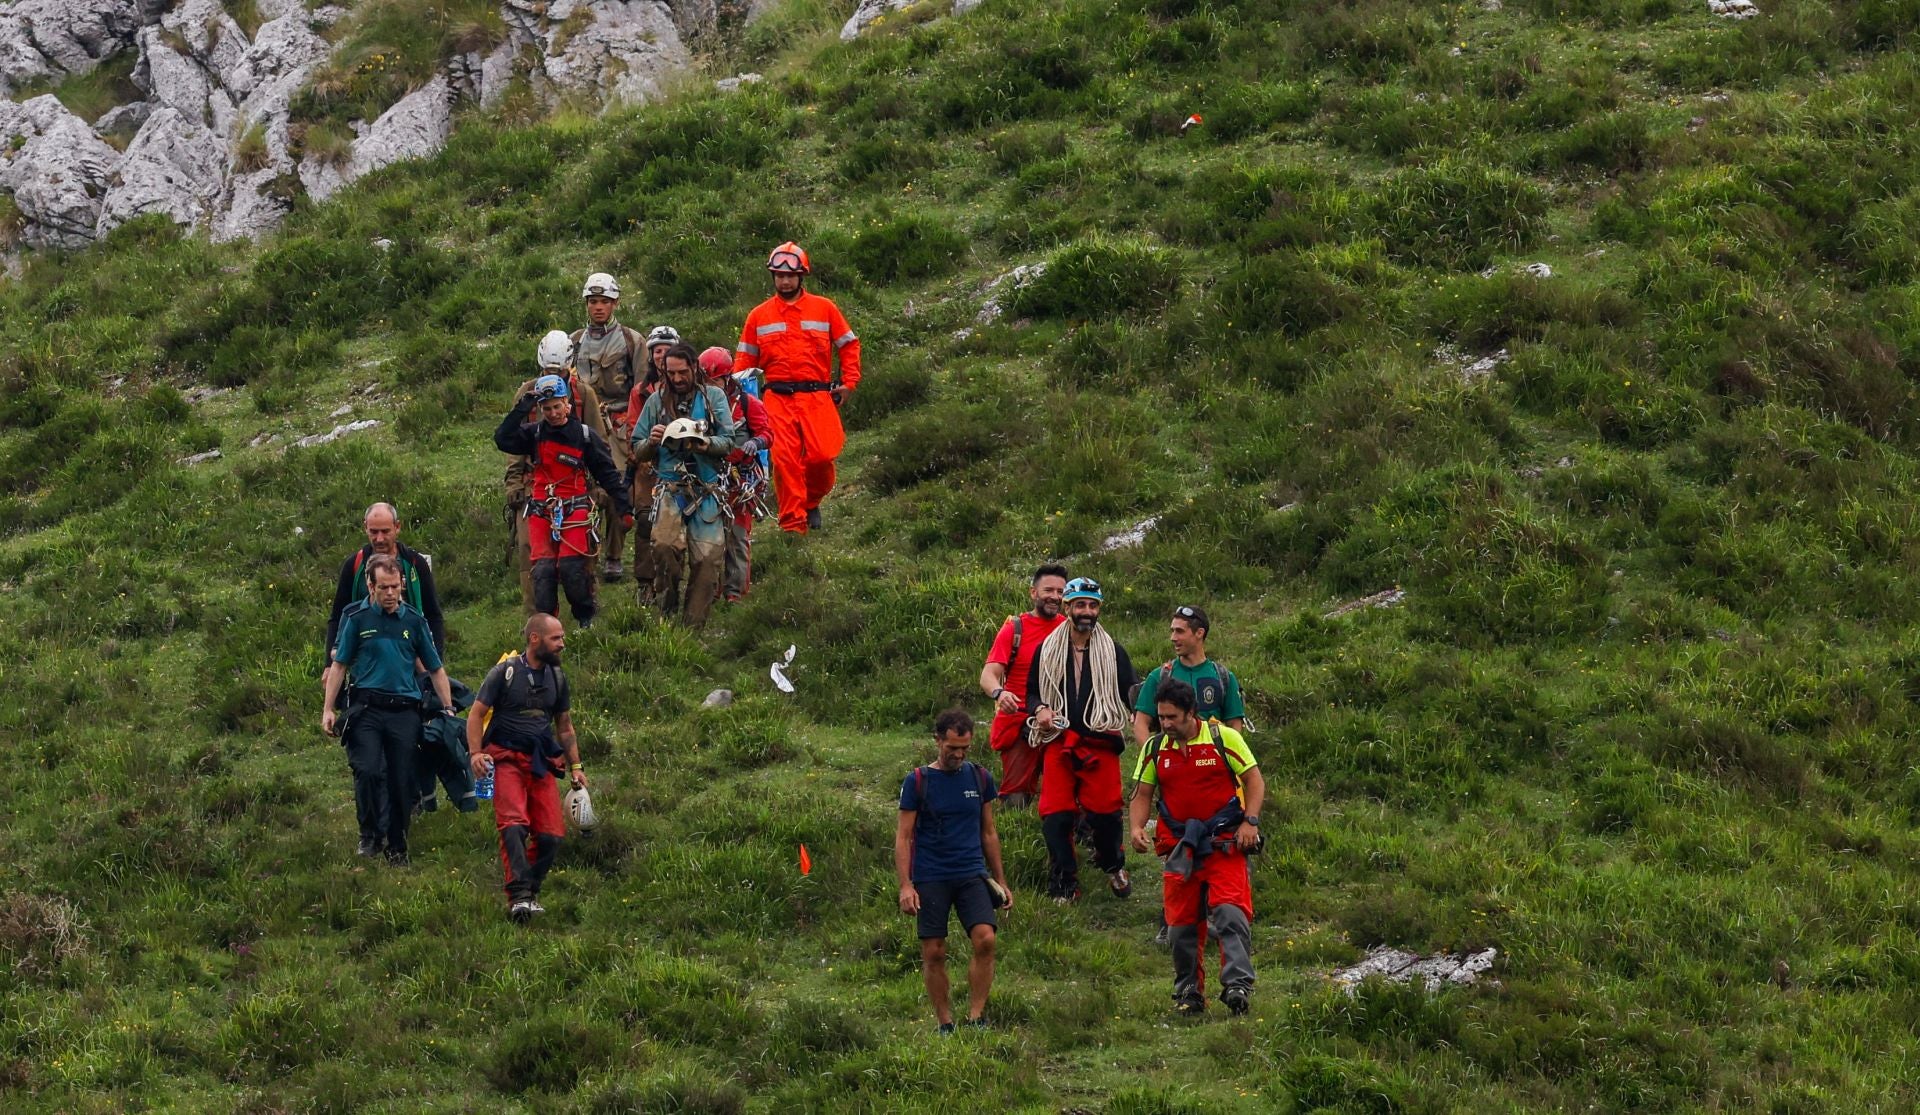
620, 513, 635, 529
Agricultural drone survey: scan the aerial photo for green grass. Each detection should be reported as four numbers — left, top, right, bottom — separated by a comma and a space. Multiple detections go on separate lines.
6, 0, 1920, 1108
9, 53, 141, 125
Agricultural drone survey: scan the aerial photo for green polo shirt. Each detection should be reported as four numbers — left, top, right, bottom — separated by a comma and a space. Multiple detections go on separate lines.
333, 600, 442, 700
1132, 657, 1245, 722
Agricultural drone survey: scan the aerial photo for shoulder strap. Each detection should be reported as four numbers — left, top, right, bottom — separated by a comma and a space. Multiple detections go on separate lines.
353, 549, 366, 578
1010, 615, 1023, 659
973, 761, 989, 799
1161, 661, 1175, 684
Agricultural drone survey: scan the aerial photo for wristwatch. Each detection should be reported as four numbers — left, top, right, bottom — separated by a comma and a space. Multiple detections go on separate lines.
1244, 814, 1260, 827
990, 687, 1006, 700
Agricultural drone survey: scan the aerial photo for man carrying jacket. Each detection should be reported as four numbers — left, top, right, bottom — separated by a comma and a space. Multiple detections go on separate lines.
468, 612, 588, 924
324, 502, 445, 663
494, 374, 632, 629
731, 241, 861, 535
630, 343, 737, 626
1129, 679, 1266, 1016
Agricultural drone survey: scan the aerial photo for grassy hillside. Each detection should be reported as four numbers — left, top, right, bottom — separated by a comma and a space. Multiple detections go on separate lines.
6, 0, 1920, 1109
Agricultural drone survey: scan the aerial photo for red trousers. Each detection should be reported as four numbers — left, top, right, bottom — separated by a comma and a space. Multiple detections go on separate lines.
1162, 846, 1253, 924
1037, 730, 1123, 817
988, 711, 1043, 796
764, 391, 842, 533
528, 504, 593, 561
486, 746, 564, 896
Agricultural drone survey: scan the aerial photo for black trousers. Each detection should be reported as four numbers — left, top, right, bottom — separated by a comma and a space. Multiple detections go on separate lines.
1041, 811, 1123, 898
346, 706, 421, 853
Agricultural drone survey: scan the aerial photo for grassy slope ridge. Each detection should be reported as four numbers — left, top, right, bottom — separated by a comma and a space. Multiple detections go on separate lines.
6, 0, 1920, 1109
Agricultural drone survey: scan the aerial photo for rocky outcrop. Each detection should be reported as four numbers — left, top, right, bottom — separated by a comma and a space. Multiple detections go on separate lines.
0, 0, 144, 98
0, 95, 120, 249
0, 1, 716, 247
841, 0, 981, 41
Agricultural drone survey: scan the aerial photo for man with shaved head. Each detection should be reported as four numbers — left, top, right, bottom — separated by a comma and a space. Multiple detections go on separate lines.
325, 502, 447, 663
469, 612, 589, 924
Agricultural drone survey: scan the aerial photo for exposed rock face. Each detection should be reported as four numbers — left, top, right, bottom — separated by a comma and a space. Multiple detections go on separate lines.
0, 95, 121, 249
0, 0, 144, 98
1, 1, 716, 246
841, 0, 981, 41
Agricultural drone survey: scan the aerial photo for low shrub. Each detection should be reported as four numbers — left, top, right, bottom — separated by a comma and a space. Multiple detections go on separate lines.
1007, 238, 1181, 319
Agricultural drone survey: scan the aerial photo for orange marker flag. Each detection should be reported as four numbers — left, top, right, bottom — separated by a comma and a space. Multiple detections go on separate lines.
799, 844, 813, 876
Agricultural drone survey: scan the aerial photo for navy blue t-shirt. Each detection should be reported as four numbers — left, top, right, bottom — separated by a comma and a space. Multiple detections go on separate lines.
900, 762, 999, 884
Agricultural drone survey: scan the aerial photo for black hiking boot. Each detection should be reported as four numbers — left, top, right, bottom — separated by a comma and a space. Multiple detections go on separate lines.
1174, 995, 1206, 1016
806, 507, 821, 530
1222, 987, 1251, 1016
356, 837, 382, 858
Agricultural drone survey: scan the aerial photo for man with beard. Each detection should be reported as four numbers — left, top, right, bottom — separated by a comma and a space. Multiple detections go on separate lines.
494, 374, 632, 629
322, 554, 454, 866
468, 613, 589, 924
1026, 577, 1138, 903
978, 564, 1069, 809
630, 343, 737, 626
1130, 679, 1265, 1015
699, 345, 772, 603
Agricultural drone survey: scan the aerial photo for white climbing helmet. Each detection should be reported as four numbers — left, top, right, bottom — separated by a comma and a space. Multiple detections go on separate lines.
661, 417, 711, 449
566, 785, 598, 831
536, 330, 572, 371
581, 272, 621, 299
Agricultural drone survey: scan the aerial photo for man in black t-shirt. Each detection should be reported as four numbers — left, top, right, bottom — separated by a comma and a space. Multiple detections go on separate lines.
467, 613, 589, 924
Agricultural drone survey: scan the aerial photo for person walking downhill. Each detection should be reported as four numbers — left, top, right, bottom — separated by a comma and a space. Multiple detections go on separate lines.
321, 554, 454, 866
505, 332, 602, 613
896, 710, 1013, 1033
700, 345, 772, 603
1026, 577, 1138, 904
731, 241, 860, 535
979, 563, 1069, 809
494, 374, 632, 629
467, 613, 588, 924
630, 343, 737, 626
1131, 603, 1247, 945
1129, 679, 1265, 1016
569, 273, 647, 583
324, 502, 446, 664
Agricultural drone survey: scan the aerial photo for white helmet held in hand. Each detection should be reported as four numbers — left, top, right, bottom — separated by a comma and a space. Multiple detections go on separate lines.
537, 330, 573, 371
581, 272, 621, 299
566, 785, 598, 831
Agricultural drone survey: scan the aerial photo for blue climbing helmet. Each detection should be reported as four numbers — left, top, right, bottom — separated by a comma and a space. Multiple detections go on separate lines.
1063, 577, 1103, 603
533, 373, 571, 401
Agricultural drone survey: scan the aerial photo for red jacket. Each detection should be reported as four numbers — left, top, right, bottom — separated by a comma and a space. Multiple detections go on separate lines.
732, 290, 861, 388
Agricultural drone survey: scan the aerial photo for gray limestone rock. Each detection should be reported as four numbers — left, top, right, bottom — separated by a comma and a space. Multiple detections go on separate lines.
842, 0, 980, 40
96, 105, 227, 235
0, 0, 143, 98
0, 96, 120, 248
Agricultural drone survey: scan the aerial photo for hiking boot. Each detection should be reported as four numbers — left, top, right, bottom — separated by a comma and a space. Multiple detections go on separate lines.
1051, 889, 1081, 907
1222, 987, 1250, 1016
1174, 995, 1206, 1016
938, 1022, 956, 1035
602, 560, 625, 583
356, 837, 382, 858
509, 901, 534, 925
384, 849, 410, 868
1152, 924, 1170, 947
806, 507, 822, 531
523, 900, 546, 917
1109, 869, 1132, 899
963, 1017, 987, 1030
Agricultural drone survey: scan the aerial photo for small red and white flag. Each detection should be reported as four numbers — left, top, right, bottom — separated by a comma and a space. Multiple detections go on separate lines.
798, 844, 813, 876
1181, 114, 1203, 132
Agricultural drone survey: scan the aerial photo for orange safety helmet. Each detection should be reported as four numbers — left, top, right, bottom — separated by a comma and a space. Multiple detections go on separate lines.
698, 346, 733, 377
766, 241, 810, 274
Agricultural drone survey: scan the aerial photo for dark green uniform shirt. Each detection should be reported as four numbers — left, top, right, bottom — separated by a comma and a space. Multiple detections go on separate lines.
333, 600, 442, 700
1132, 658, 1245, 722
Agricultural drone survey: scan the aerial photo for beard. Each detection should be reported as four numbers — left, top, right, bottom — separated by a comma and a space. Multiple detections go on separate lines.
1072, 614, 1097, 634
1036, 599, 1060, 618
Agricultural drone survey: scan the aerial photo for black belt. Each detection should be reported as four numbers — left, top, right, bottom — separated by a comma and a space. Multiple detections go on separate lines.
362, 693, 419, 710
765, 381, 831, 395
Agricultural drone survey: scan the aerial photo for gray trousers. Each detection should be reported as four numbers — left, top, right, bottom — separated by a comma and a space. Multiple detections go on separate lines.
1170, 901, 1254, 1003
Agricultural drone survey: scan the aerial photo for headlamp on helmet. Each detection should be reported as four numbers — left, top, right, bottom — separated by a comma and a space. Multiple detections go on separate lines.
1063, 577, 1103, 603
533, 374, 571, 401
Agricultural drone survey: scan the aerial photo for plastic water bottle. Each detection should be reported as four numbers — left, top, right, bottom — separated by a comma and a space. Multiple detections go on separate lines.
474, 774, 495, 801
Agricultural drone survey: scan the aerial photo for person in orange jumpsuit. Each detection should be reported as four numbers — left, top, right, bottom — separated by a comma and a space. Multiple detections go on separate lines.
731, 242, 861, 534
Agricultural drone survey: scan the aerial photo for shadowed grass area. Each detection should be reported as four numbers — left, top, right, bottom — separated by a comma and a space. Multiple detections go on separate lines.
5, 0, 1920, 1109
